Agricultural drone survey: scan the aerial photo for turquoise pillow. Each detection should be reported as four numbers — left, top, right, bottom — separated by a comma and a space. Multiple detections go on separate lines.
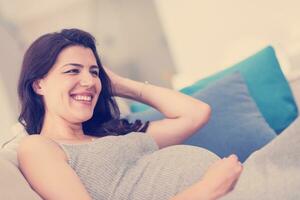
130, 46, 298, 133
126, 72, 277, 162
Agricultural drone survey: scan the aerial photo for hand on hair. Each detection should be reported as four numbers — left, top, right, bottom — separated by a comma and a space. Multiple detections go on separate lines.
103, 66, 126, 96
103, 66, 121, 81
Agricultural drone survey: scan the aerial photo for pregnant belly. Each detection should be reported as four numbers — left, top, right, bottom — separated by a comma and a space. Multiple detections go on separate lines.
130, 145, 220, 200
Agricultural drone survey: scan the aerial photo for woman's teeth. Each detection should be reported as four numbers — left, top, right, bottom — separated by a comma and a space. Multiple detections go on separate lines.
72, 95, 92, 102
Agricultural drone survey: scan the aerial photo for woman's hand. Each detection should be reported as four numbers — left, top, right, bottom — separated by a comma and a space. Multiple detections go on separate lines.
102, 66, 125, 96
103, 66, 123, 83
170, 154, 243, 200
199, 154, 243, 199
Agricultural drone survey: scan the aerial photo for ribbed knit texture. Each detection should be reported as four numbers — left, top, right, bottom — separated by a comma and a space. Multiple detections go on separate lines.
58, 132, 220, 200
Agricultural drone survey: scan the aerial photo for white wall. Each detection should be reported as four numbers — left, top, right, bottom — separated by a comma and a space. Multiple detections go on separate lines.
0, 23, 23, 138
92, 0, 175, 87
154, 0, 300, 89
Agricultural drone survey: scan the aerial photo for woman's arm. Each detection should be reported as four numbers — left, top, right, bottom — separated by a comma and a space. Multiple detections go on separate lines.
105, 67, 211, 149
17, 135, 92, 200
170, 155, 243, 200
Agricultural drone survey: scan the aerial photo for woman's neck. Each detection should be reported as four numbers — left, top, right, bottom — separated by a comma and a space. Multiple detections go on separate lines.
40, 113, 86, 140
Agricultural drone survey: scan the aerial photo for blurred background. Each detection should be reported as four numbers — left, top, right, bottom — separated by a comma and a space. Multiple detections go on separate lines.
1, 0, 300, 135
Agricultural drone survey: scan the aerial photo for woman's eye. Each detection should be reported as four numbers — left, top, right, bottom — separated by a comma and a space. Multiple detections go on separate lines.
65, 69, 80, 74
91, 70, 99, 76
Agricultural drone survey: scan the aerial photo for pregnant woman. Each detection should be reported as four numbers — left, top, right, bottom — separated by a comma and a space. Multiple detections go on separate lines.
17, 28, 299, 200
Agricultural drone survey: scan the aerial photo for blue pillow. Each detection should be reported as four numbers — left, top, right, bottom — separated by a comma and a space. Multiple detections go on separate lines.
130, 46, 298, 134
126, 72, 277, 162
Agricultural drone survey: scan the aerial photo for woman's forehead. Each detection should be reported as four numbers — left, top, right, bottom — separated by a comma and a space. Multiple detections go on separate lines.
55, 46, 97, 67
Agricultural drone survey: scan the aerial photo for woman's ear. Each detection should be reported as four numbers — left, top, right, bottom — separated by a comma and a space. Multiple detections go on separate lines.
32, 80, 44, 95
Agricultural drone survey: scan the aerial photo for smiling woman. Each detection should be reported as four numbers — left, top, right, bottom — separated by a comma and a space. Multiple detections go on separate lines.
16, 28, 244, 200
17, 29, 149, 137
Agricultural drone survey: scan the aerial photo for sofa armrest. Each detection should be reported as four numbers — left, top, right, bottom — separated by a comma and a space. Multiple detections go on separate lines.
0, 150, 42, 200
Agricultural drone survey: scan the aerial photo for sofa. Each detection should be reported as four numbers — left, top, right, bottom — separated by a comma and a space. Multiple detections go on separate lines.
1, 46, 300, 199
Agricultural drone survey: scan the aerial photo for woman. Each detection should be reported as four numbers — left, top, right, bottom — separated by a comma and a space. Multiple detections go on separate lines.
17, 28, 243, 200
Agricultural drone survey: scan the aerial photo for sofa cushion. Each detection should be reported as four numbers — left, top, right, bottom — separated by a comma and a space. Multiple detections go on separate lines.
126, 72, 277, 162
222, 115, 300, 199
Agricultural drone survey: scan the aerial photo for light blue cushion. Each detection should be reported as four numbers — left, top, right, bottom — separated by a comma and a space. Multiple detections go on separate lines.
130, 46, 298, 134
126, 72, 277, 162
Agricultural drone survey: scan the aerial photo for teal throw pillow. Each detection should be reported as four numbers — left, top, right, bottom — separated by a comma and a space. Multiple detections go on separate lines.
130, 46, 298, 134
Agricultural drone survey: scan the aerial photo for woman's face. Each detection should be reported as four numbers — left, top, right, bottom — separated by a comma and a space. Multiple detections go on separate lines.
34, 45, 102, 123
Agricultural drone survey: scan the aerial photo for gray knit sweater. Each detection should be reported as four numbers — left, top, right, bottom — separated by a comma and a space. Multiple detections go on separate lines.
58, 132, 220, 200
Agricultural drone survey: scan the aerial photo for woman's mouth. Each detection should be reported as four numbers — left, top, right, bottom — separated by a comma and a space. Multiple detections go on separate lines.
70, 94, 93, 105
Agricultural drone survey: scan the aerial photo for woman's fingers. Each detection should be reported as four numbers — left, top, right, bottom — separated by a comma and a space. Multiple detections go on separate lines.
200, 155, 244, 199
224, 154, 238, 161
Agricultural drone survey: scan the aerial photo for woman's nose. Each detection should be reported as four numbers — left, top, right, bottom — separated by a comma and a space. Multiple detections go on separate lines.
79, 72, 94, 87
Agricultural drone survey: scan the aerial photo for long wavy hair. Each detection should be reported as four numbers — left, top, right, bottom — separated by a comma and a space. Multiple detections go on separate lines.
18, 28, 149, 137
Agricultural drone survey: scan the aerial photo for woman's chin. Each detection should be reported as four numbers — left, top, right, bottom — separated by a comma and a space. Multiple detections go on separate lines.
70, 112, 93, 123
